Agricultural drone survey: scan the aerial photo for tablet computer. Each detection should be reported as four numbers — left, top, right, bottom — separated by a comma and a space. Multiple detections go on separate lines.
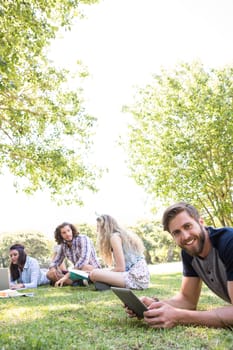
111, 287, 148, 318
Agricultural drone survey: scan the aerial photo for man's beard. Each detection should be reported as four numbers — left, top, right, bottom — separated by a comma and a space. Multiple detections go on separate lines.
182, 225, 206, 257
63, 238, 73, 243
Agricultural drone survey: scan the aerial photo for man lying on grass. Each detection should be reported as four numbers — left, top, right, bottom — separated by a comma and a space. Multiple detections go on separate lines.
125, 202, 233, 329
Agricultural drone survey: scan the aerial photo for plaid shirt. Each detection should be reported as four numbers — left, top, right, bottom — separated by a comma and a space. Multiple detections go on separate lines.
50, 235, 101, 269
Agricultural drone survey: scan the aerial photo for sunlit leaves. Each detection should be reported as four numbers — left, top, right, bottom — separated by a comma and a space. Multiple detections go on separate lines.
0, 231, 52, 267
0, 0, 100, 204
125, 61, 233, 225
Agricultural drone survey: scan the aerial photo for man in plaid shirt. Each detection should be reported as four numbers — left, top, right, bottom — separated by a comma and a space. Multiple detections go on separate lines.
47, 222, 101, 286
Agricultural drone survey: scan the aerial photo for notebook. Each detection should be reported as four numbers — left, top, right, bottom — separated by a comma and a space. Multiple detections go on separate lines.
68, 268, 89, 281
0, 268, 10, 290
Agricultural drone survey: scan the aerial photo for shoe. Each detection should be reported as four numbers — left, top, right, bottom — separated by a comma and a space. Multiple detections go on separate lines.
83, 279, 89, 287
94, 282, 111, 291
72, 279, 88, 287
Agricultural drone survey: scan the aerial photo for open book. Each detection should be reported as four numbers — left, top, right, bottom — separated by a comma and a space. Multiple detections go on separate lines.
68, 268, 89, 281
0, 289, 34, 298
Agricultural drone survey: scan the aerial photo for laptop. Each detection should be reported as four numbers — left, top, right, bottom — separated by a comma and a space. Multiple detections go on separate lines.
0, 268, 10, 290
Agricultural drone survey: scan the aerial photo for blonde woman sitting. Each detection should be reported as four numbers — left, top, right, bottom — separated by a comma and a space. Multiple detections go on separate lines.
89, 215, 150, 290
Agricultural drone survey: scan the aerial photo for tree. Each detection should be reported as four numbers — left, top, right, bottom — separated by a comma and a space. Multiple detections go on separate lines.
124, 61, 233, 226
77, 222, 97, 246
0, 231, 53, 267
130, 220, 180, 264
0, 0, 100, 204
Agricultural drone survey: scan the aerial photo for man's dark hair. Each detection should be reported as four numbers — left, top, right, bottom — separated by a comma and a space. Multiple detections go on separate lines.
162, 202, 200, 233
54, 222, 79, 244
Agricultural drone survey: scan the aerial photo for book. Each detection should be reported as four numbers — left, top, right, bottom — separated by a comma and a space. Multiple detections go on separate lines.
0, 289, 34, 298
68, 268, 89, 281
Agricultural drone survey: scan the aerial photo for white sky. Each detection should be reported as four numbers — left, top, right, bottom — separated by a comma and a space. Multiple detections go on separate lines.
1, 0, 233, 237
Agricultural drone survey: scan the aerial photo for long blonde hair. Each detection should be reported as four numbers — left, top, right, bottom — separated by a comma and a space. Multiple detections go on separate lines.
96, 214, 145, 266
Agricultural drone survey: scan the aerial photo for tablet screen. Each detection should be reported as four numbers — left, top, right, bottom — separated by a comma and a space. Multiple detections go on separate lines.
111, 287, 147, 318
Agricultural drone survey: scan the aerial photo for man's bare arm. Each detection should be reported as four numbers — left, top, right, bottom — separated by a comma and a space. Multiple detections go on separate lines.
143, 280, 233, 329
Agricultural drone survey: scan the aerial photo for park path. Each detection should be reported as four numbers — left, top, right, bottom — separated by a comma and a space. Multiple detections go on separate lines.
148, 261, 182, 275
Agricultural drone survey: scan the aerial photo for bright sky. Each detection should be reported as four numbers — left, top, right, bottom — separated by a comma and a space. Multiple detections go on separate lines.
1, 0, 233, 237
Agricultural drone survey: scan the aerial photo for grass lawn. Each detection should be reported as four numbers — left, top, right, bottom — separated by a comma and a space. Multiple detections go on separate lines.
0, 270, 232, 350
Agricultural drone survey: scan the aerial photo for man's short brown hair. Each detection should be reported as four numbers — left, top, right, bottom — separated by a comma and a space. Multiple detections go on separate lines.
162, 202, 200, 233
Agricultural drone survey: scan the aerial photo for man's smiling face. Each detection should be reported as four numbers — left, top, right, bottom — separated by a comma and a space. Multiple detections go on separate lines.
168, 211, 206, 257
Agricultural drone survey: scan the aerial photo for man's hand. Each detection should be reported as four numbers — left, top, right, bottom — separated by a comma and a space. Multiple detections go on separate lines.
47, 267, 65, 283
124, 296, 156, 318
124, 296, 180, 328
144, 301, 179, 329
55, 277, 67, 287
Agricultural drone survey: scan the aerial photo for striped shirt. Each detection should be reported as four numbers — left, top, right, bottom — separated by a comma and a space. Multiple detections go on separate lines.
50, 235, 101, 269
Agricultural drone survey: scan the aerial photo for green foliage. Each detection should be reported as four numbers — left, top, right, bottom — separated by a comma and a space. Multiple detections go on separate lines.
130, 220, 180, 264
0, 272, 231, 349
0, 0, 100, 204
77, 222, 97, 247
0, 231, 53, 267
124, 61, 233, 226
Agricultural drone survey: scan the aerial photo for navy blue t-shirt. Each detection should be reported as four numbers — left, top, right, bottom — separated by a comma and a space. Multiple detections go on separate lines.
182, 227, 233, 303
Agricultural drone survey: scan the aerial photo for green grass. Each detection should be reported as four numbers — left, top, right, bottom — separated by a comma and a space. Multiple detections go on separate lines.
0, 271, 232, 350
